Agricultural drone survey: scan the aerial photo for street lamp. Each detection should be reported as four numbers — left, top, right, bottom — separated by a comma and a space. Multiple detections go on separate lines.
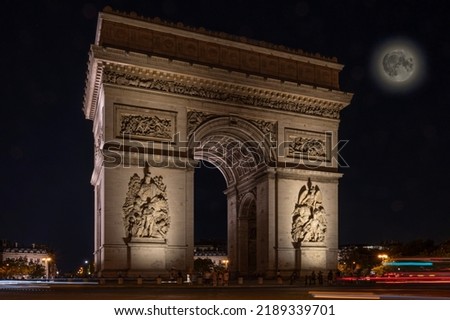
42, 257, 52, 280
84, 260, 91, 276
222, 259, 229, 269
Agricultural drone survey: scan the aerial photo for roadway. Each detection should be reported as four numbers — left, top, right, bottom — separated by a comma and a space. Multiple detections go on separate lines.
1, 280, 450, 300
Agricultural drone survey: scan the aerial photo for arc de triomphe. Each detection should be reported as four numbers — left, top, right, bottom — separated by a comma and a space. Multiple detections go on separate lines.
83, 8, 352, 278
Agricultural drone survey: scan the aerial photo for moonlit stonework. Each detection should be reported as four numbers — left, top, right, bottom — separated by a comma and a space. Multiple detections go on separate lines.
371, 38, 426, 93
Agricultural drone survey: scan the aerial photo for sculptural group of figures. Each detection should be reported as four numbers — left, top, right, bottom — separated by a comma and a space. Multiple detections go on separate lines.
122, 169, 170, 240
291, 180, 327, 243
289, 136, 326, 159
120, 114, 172, 139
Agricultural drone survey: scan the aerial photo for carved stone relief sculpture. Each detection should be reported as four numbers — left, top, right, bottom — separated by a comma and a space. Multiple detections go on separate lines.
122, 166, 170, 241
103, 66, 343, 119
187, 111, 215, 138
120, 114, 172, 139
289, 137, 326, 159
291, 178, 327, 243
285, 129, 331, 163
115, 104, 176, 142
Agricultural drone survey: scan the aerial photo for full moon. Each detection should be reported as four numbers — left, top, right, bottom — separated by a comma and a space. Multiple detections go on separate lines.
371, 38, 425, 93
382, 49, 414, 82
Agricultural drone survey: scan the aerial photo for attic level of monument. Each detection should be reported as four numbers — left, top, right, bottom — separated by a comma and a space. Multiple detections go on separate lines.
100, 7, 338, 62
96, 8, 344, 89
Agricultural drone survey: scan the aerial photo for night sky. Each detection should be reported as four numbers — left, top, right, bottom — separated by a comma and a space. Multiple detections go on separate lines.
2, 0, 450, 273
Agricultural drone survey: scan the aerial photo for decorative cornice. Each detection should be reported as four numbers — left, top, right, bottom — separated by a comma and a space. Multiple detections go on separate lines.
83, 50, 104, 120
101, 63, 345, 119
276, 167, 343, 182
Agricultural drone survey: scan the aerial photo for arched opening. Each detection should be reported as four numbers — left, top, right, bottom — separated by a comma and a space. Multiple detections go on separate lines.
189, 116, 274, 276
238, 194, 257, 276
194, 160, 227, 245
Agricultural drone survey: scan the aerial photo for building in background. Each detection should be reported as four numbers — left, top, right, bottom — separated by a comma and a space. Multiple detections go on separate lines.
194, 242, 228, 268
0, 240, 55, 279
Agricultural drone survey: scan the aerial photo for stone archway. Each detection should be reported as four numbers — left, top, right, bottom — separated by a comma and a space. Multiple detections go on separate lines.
188, 115, 274, 277
188, 115, 274, 187
83, 8, 352, 278
238, 192, 257, 276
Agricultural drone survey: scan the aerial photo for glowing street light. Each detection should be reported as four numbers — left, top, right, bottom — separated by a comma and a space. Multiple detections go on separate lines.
222, 259, 229, 269
378, 254, 389, 263
84, 260, 91, 276
42, 257, 52, 280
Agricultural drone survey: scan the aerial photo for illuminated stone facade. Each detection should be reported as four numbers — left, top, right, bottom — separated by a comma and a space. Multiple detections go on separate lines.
83, 7, 352, 277
0, 242, 53, 278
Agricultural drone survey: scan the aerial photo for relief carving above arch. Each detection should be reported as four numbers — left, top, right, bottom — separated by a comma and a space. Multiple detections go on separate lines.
115, 104, 176, 142
187, 111, 216, 138
285, 129, 331, 162
187, 110, 277, 141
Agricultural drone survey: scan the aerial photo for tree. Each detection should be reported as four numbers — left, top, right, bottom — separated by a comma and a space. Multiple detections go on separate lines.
0, 265, 6, 279
391, 239, 437, 257
194, 258, 215, 273
338, 246, 386, 276
431, 240, 450, 257
368, 239, 450, 276
0, 258, 46, 279
28, 261, 46, 278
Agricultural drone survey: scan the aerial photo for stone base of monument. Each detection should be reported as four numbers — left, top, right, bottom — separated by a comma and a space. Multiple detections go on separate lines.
121, 240, 166, 277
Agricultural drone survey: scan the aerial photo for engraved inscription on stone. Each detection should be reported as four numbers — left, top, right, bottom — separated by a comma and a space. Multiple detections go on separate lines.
122, 166, 170, 241
291, 179, 327, 243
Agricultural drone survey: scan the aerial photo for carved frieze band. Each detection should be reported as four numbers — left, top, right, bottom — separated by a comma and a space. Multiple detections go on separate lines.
285, 128, 331, 162
114, 104, 176, 142
103, 67, 342, 119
